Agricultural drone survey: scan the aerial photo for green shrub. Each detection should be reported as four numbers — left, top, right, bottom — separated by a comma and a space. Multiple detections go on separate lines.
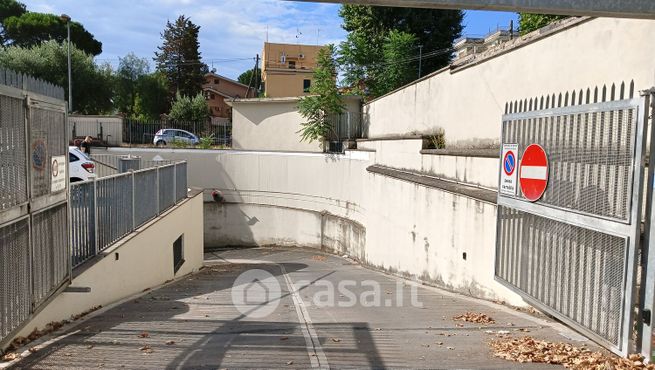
198, 134, 214, 149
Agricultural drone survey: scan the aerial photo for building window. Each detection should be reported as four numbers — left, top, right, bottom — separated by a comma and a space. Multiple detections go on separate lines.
214, 79, 220, 84
288, 60, 296, 69
303, 79, 311, 93
210, 93, 215, 99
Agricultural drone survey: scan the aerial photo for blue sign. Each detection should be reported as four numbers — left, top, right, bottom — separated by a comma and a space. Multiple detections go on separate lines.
503, 151, 515, 176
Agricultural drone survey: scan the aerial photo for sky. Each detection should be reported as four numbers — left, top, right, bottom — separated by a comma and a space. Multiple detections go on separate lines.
19, 0, 518, 80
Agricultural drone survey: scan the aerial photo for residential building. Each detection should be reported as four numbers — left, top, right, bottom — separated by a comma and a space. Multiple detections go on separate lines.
202, 72, 256, 125
261, 42, 323, 98
453, 28, 518, 63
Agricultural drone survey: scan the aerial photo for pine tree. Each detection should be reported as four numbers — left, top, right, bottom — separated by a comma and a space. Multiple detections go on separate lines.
154, 15, 206, 100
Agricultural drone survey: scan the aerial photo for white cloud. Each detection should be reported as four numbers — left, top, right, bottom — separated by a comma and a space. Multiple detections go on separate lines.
19, 0, 345, 78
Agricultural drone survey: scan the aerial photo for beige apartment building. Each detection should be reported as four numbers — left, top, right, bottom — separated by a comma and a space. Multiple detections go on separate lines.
261, 42, 323, 98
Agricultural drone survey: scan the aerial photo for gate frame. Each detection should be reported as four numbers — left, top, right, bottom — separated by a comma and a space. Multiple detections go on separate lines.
494, 88, 651, 356
0, 78, 70, 351
639, 89, 655, 361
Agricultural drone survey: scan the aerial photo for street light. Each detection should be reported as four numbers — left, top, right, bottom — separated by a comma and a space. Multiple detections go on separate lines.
418, 44, 423, 79
60, 14, 72, 113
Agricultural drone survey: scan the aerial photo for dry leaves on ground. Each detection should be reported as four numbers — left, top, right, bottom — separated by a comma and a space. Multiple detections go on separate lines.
490, 336, 655, 369
1, 353, 18, 361
312, 255, 327, 261
453, 312, 496, 325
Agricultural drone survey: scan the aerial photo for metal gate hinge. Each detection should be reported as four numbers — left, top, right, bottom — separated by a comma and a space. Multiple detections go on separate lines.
643, 309, 651, 325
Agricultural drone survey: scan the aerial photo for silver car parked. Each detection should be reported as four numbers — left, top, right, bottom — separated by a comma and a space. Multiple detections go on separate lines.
153, 129, 199, 146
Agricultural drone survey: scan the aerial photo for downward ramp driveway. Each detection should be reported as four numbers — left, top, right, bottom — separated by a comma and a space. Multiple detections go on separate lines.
11, 248, 593, 369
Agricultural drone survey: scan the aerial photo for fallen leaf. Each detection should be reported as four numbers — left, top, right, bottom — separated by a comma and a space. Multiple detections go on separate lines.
165, 340, 175, 345
280, 337, 289, 341
435, 342, 443, 345
331, 338, 341, 343
447, 347, 455, 350
286, 361, 294, 365
2, 353, 18, 361
138, 332, 150, 338
452, 312, 495, 324
489, 336, 655, 369
140, 345, 153, 354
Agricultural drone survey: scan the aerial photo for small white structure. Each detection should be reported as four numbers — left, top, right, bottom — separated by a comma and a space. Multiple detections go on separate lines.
228, 96, 361, 152
69, 115, 123, 146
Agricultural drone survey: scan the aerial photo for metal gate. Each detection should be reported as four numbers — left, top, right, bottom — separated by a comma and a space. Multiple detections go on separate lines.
495, 81, 650, 355
0, 69, 70, 348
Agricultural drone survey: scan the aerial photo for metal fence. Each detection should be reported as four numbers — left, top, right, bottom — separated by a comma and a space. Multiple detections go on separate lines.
70, 161, 188, 268
326, 112, 363, 141
0, 68, 69, 347
495, 81, 649, 356
90, 154, 175, 178
123, 119, 231, 146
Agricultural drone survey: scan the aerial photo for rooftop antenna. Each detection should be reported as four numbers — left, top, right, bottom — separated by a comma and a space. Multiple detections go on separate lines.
296, 28, 302, 44
266, 25, 269, 43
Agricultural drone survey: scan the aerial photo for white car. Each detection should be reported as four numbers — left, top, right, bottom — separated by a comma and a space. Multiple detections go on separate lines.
69, 146, 96, 182
153, 129, 199, 146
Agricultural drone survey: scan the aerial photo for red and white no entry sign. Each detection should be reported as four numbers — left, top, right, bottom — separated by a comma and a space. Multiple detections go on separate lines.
519, 144, 549, 202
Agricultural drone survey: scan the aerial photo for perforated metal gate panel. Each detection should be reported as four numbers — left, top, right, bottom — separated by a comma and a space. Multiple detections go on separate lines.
0, 95, 27, 211
495, 85, 648, 355
31, 203, 69, 306
502, 107, 636, 221
496, 207, 626, 345
29, 106, 66, 198
0, 73, 70, 347
0, 219, 31, 340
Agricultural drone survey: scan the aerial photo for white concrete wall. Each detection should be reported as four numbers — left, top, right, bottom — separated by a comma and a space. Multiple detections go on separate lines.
364, 17, 655, 147
14, 192, 204, 340
68, 115, 123, 146
358, 139, 499, 189
100, 147, 521, 306
231, 96, 361, 152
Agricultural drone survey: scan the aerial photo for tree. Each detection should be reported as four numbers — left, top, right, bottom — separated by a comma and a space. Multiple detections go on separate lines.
3, 12, 102, 55
380, 30, 417, 95
518, 13, 568, 35
114, 53, 150, 117
168, 92, 208, 122
339, 5, 463, 98
298, 45, 344, 143
237, 66, 262, 92
133, 72, 169, 121
154, 15, 205, 99
0, 0, 26, 45
0, 40, 113, 114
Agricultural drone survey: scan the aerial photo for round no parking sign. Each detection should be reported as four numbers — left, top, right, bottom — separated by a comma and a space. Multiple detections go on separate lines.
519, 144, 549, 202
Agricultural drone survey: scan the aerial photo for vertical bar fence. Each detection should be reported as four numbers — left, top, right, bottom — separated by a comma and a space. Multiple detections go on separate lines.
69, 161, 188, 268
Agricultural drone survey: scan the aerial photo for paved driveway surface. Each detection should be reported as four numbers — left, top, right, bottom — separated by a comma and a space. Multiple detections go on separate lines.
11, 248, 594, 369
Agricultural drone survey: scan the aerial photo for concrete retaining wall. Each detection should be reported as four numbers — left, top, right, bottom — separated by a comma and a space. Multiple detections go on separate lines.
363, 17, 655, 148
13, 191, 204, 340
101, 147, 521, 305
